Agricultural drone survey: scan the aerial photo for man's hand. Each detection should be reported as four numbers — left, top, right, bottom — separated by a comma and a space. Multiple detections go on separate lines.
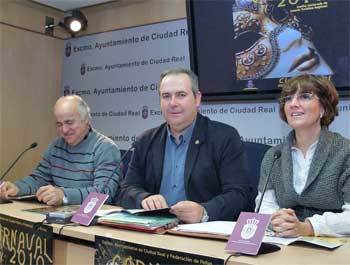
170, 201, 204, 223
0, 181, 19, 198
271, 208, 314, 237
141, 195, 168, 210
36, 185, 65, 206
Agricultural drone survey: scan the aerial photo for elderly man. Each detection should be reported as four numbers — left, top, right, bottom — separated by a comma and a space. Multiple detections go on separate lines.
0, 95, 121, 205
119, 68, 251, 223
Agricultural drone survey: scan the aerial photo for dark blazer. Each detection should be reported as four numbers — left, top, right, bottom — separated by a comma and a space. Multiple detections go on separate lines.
119, 113, 251, 221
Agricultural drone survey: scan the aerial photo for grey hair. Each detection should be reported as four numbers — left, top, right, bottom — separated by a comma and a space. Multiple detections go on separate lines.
159, 68, 200, 97
75, 95, 91, 122
58, 95, 91, 122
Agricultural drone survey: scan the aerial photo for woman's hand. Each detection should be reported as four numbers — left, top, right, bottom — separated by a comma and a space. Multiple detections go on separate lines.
271, 208, 314, 237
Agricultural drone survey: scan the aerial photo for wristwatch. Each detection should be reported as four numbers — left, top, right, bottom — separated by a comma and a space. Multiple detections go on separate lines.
200, 207, 209, 223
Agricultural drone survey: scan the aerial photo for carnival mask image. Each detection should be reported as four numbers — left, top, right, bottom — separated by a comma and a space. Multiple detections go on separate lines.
233, 0, 333, 80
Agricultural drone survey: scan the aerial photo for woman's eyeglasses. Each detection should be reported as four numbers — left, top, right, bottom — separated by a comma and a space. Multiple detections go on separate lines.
280, 92, 318, 104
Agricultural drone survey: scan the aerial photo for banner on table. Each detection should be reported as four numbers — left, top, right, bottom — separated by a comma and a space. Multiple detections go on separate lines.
0, 214, 53, 265
95, 236, 223, 265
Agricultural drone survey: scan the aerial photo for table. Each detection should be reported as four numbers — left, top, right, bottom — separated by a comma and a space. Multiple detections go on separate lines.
1, 201, 348, 265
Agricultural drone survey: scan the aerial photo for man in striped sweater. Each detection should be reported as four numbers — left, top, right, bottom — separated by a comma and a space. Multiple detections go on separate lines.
0, 95, 121, 205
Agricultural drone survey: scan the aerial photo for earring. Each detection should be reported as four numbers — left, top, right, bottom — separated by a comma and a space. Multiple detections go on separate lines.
320, 111, 324, 118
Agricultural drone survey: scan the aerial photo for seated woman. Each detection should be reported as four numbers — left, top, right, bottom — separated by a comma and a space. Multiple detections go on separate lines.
256, 74, 350, 237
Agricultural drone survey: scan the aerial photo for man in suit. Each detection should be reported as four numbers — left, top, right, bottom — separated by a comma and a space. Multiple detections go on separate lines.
119, 68, 251, 223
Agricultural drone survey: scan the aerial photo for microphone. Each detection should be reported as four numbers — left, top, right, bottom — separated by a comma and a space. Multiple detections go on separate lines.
0, 142, 38, 204
252, 150, 282, 255
99, 141, 136, 194
0, 142, 38, 182
255, 150, 281, 213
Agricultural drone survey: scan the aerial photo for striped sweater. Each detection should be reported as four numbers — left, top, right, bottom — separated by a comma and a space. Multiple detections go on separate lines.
15, 128, 121, 204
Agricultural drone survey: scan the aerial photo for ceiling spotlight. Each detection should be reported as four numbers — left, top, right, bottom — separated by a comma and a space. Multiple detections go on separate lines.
70, 20, 83, 32
59, 10, 88, 36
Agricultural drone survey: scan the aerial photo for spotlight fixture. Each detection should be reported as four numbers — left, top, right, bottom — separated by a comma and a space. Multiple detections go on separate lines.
59, 10, 88, 36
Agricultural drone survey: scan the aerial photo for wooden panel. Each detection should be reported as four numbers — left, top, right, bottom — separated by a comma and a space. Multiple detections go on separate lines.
0, 0, 67, 38
0, 24, 62, 181
54, 240, 95, 265
80, 0, 187, 35
0, 0, 186, 38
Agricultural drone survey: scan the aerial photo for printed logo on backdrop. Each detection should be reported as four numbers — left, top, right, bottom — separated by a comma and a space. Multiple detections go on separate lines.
80, 63, 86, 76
245, 80, 256, 90
63, 85, 71, 96
142, 106, 149, 119
65, 42, 72, 57
61, 19, 190, 149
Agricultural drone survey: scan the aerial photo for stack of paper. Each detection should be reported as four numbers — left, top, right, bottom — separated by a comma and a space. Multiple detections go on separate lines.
169, 221, 344, 249
172, 221, 235, 236
98, 212, 179, 233
168, 221, 235, 240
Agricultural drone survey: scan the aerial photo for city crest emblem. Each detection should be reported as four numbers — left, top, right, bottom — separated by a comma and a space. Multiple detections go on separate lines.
83, 197, 99, 214
241, 218, 259, 239
80, 63, 86, 75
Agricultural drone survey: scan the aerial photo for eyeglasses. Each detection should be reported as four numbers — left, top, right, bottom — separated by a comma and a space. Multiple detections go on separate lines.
280, 92, 318, 104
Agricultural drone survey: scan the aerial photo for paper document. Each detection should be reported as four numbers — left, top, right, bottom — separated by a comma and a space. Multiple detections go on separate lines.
263, 236, 343, 249
96, 208, 123, 216
171, 221, 236, 236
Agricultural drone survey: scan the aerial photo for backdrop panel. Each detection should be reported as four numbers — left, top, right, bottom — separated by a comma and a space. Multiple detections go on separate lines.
62, 19, 349, 149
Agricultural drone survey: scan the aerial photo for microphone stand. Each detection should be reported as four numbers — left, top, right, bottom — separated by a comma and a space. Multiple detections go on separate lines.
0, 142, 38, 204
255, 151, 281, 255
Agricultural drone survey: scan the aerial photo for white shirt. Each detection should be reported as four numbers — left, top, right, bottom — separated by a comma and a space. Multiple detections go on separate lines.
256, 141, 350, 237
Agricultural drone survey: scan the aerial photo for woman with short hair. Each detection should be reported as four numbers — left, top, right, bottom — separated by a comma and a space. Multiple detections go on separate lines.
256, 74, 350, 237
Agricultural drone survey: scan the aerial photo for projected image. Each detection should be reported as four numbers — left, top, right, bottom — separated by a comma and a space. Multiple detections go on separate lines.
186, 0, 349, 99
233, 0, 333, 80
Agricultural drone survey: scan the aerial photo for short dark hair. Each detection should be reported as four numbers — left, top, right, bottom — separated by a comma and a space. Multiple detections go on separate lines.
279, 74, 339, 126
159, 68, 199, 97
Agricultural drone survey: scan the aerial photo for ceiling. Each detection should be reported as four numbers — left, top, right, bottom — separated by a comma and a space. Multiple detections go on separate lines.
33, 0, 115, 12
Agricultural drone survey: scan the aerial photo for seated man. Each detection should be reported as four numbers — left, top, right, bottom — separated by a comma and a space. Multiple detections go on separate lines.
119, 68, 251, 223
0, 95, 121, 206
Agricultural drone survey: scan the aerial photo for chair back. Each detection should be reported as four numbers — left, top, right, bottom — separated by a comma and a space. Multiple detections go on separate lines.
243, 141, 271, 210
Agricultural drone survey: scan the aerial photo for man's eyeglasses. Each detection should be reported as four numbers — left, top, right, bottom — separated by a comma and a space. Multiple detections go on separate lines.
280, 92, 318, 104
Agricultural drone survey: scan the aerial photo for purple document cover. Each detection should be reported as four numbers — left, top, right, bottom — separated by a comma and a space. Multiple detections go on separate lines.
225, 212, 271, 255
71, 192, 108, 226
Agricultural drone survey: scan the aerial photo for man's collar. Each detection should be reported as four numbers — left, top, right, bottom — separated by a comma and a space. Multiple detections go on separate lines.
83, 127, 92, 141
166, 118, 197, 143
